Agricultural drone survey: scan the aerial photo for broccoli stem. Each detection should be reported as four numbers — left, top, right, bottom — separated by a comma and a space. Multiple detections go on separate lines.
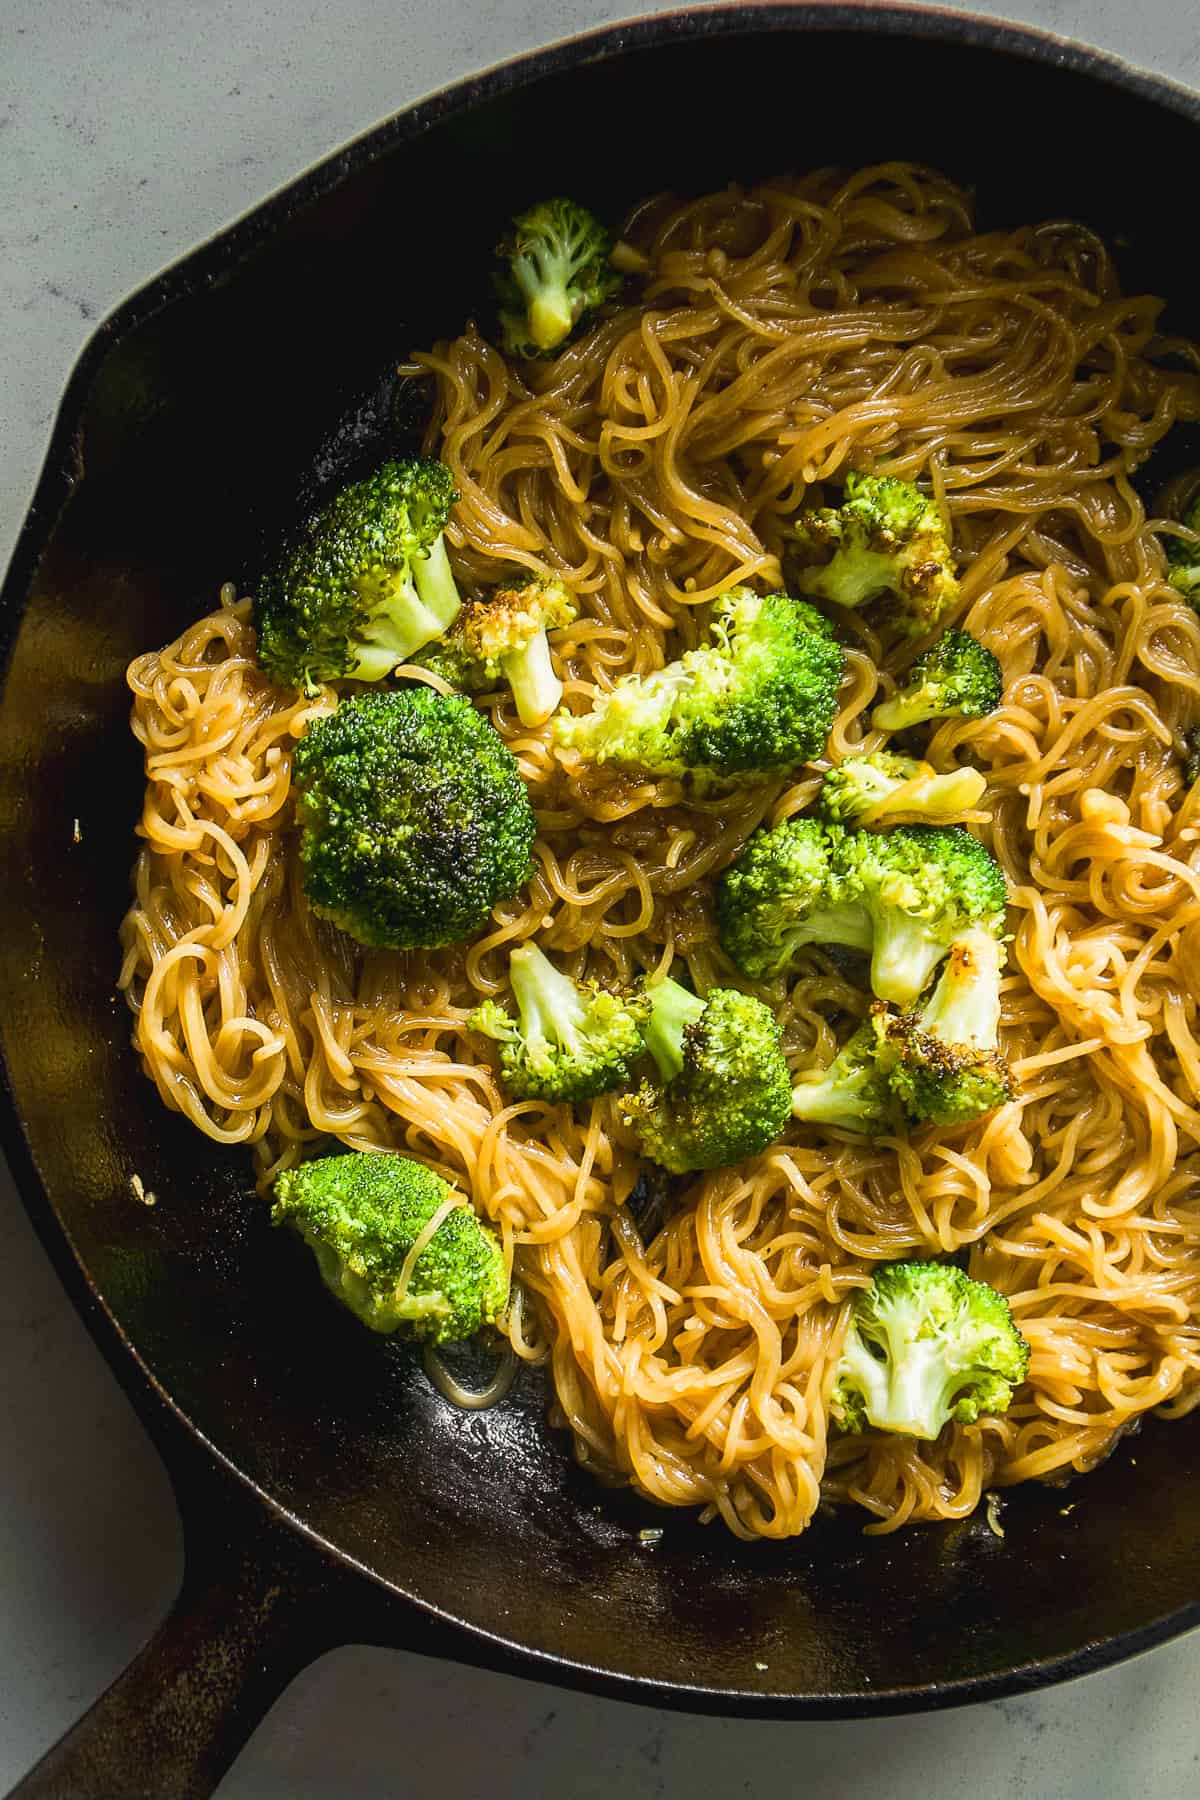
907, 766, 986, 818
643, 978, 707, 1081
528, 285, 576, 351
350, 542, 463, 677
837, 761, 987, 826
509, 943, 587, 1055
871, 692, 939, 733
811, 549, 899, 611
791, 1070, 878, 1132
352, 587, 447, 678
842, 1334, 952, 1439
796, 903, 874, 955
869, 912, 946, 1007
835, 1327, 890, 1419
411, 532, 464, 634
352, 636, 419, 683
887, 1341, 953, 1438
502, 630, 563, 728
351, 585, 447, 679
919, 929, 1001, 1045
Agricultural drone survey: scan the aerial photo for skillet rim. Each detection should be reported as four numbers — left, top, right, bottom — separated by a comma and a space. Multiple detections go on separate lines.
3, 0, 1200, 1716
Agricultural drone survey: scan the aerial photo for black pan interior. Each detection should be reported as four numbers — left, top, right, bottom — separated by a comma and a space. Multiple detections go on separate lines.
3, 13, 1200, 1711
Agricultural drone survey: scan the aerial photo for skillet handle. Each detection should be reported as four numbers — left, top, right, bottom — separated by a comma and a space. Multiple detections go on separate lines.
6, 1452, 375, 1800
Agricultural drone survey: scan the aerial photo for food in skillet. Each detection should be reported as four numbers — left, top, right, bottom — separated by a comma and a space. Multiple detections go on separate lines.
119, 166, 1200, 1540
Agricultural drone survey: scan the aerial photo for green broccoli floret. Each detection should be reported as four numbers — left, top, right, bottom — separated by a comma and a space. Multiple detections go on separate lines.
254, 458, 463, 692
469, 943, 649, 1103
415, 573, 578, 727
715, 816, 871, 982
494, 198, 621, 358
819, 751, 987, 827
555, 588, 846, 789
871, 630, 1003, 733
621, 980, 792, 1173
791, 1013, 902, 1136
832, 1260, 1029, 1439
787, 471, 959, 637
717, 818, 1006, 1005
876, 928, 1013, 1127
1163, 494, 1200, 603
292, 689, 535, 950
272, 1151, 508, 1345
844, 823, 1008, 1007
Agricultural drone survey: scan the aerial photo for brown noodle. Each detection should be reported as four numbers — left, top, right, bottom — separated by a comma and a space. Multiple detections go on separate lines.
118, 164, 1200, 1540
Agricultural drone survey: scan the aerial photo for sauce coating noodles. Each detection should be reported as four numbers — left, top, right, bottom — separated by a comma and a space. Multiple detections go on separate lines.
119, 165, 1200, 1538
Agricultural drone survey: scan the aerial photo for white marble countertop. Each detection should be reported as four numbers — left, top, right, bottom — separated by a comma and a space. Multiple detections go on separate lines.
3, 1, 1200, 1794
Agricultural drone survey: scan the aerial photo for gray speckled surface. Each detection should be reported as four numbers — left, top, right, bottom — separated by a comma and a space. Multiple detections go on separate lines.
3, 1, 1199, 1794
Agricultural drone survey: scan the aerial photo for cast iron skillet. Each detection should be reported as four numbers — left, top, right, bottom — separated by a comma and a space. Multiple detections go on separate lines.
5, 6, 1200, 1795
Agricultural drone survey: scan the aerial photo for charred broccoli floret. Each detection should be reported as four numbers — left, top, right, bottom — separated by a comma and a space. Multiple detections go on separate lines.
791, 1014, 902, 1136
819, 751, 987, 827
787, 471, 959, 637
415, 573, 578, 726
844, 823, 1008, 1007
272, 1152, 508, 1345
255, 458, 462, 691
494, 198, 621, 358
621, 980, 792, 1173
469, 943, 649, 1103
554, 587, 845, 788
292, 690, 535, 950
832, 1260, 1029, 1439
876, 929, 1013, 1128
871, 630, 1003, 733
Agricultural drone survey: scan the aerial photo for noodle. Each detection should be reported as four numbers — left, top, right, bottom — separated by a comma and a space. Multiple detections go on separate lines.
422, 1342, 519, 1412
118, 165, 1200, 1540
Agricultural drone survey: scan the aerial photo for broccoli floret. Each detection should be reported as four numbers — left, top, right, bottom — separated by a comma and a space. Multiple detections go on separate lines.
871, 630, 1003, 733
555, 588, 846, 789
787, 471, 959, 637
254, 459, 463, 692
717, 817, 1006, 1004
832, 1260, 1029, 1440
621, 981, 792, 1174
791, 1014, 901, 1136
416, 573, 578, 727
1164, 494, 1200, 603
494, 198, 621, 358
844, 823, 1008, 1007
819, 751, 987, 827
877, 928, 1013, 1127
272, 1152, 508, 1345
715, 816, 871, 982
292, 689, 535, 950
469, 943, 649, 1102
